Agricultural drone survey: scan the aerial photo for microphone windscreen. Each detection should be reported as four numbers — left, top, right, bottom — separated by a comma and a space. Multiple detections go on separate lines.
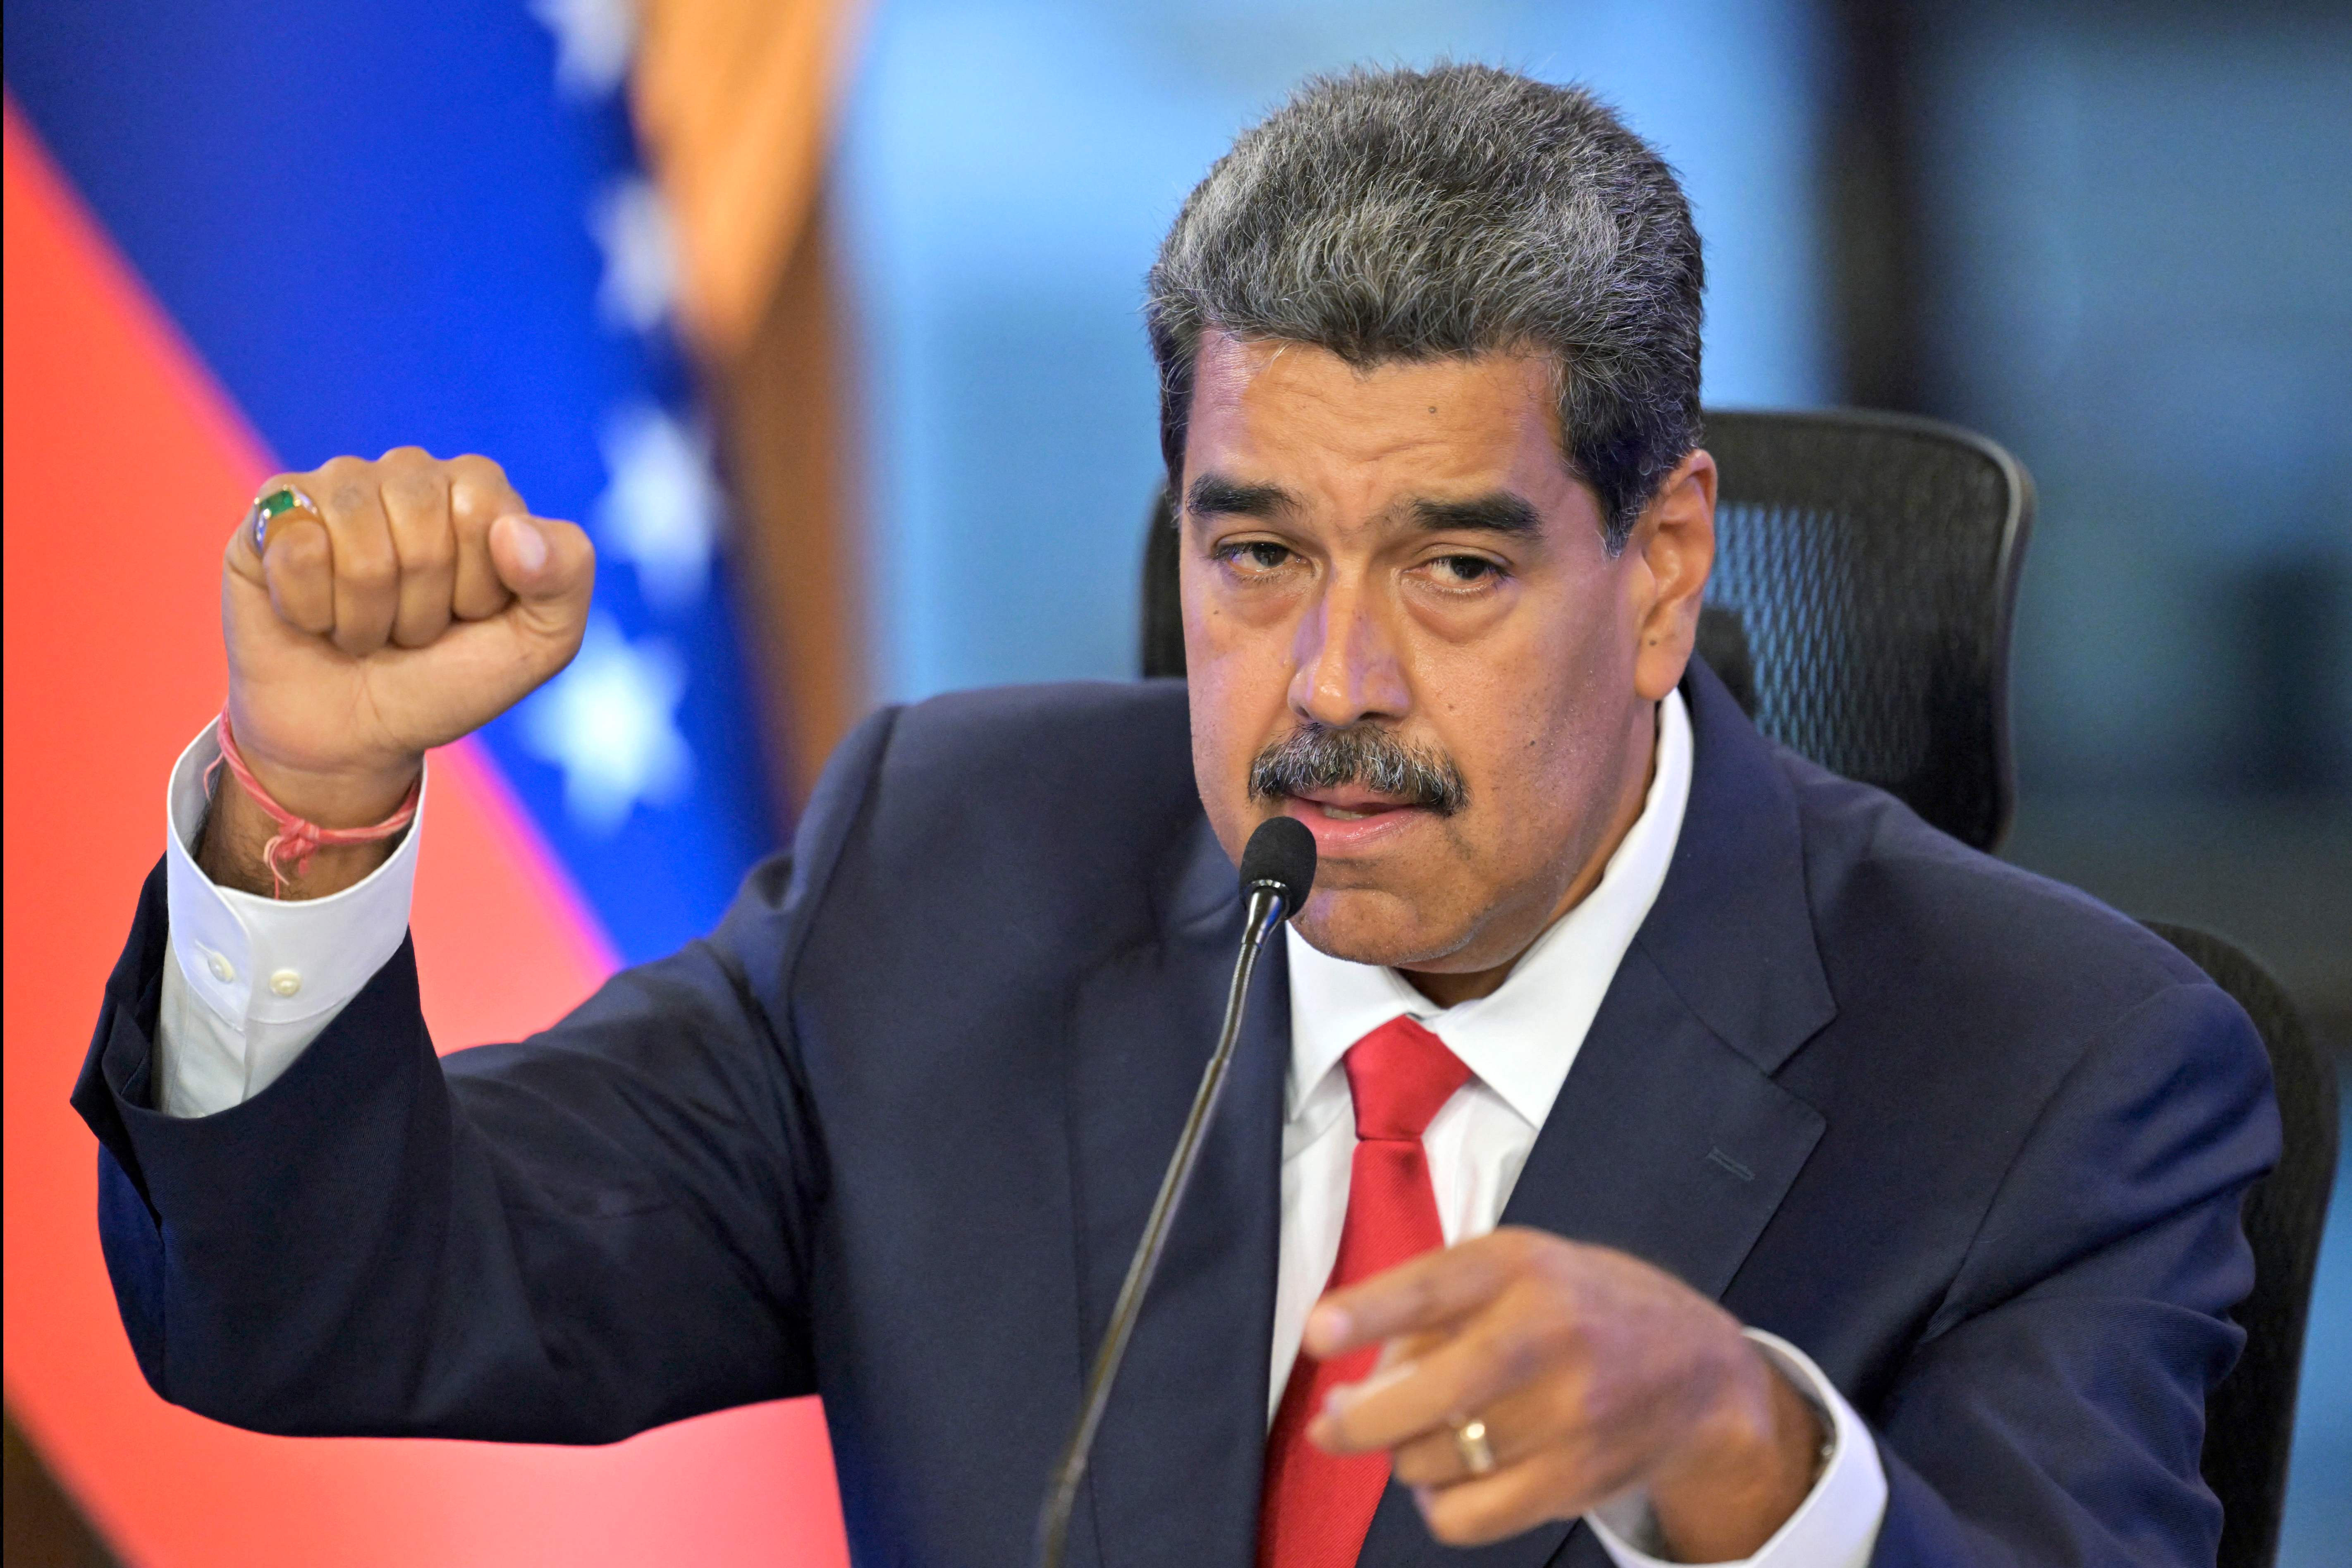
1239, 816, 1317, 917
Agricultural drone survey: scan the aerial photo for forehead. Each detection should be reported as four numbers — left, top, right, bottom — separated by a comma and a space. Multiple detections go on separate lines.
1185, 331, 1573, 499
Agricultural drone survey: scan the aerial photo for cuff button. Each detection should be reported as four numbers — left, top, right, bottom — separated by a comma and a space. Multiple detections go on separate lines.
269, 969, 302, 997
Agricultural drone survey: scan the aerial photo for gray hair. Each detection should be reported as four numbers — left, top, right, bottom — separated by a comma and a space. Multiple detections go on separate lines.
1146, 64, 1704, 551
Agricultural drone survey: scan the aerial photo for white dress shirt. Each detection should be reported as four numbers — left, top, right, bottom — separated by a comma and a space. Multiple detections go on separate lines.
157, 723, 428, 1118
156, 691, 1882, 1563
1278, 691, 1885, 1566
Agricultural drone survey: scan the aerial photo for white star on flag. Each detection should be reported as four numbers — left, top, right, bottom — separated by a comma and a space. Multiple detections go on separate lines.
523, 613, 695, 832
590, 175, 678, 334
593, 399, 725, 611
530, 0, 636, 101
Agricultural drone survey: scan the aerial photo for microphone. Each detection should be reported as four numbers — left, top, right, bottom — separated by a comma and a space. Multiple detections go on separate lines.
1036, 815, 1317, 1568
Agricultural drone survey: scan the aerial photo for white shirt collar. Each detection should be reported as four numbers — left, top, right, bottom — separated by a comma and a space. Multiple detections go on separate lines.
1282, 687, 1694, 1130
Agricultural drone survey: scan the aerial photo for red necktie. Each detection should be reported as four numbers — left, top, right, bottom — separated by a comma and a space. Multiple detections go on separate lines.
1258, 1016, 1472, 1568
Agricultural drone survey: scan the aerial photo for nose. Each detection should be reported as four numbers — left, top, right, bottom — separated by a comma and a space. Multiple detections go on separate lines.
1288, 566, 1409, 727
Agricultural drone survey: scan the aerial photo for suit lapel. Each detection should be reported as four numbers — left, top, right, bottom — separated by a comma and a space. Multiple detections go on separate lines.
1064, 817, 1288, 1568
1358, 664, 1836, 1568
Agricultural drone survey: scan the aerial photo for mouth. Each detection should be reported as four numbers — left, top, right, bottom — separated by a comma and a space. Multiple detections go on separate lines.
1278, 790, 1434, 853
1294, 789, 1416, 820
1245, 720, 1467, 854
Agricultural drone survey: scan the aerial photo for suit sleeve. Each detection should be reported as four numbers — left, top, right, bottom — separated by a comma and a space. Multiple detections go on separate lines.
71, 705, 902, 1446
1867, 980, 2282, 1566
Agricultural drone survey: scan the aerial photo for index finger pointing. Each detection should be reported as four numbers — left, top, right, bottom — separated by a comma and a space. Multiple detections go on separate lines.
1306, 1233, 1526, 1358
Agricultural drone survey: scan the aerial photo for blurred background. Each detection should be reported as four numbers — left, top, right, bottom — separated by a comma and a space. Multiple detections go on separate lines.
5, 0, 2345, 1563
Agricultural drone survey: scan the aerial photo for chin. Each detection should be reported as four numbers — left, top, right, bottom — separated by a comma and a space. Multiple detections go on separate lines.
1293, 886, 1467, 970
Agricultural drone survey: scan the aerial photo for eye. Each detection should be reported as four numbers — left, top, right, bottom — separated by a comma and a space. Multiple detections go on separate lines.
1422, 553, 1505, 588
1214, 539, 1298, 576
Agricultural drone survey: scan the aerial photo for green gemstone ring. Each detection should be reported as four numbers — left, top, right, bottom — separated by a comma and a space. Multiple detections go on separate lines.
246, 485, 320, 553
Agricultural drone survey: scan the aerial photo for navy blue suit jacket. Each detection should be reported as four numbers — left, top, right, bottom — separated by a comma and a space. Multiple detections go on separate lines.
76, 664, 2279, 1566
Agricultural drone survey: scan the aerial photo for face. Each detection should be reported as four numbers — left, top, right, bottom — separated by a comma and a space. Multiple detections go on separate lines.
1181, 331, 1715, 981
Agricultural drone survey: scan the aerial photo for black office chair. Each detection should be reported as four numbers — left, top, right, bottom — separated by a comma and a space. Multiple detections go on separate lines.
1136, 406, 2336, 1563
1139, 482, 1186, 686
1140, 408, 2033, 851
1695, 409, 2035, 851
2143, 922, 2340, 1568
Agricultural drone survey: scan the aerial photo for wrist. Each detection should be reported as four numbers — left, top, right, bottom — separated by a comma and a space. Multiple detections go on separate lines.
199, 715, 421, 900
220, 693, 422, 826
1644, 1336, 1823, 1561
232, 750, 421, 828
196, 778, 408, 899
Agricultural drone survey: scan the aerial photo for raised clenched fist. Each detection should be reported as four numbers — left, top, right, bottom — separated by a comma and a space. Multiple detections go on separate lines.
206, 448, 594, 894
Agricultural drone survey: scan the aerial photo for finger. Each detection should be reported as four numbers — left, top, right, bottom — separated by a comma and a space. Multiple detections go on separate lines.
313, 457, 399, 656
489, 513, 595, 648
1306, 1233, 1524, 1358
227, 472, 313, 586
1412, 1450, 1590, 1550
1317, 1293, 1576, 1456
1395, 1422, 1487, 1489
378, 447, 456, 648
227, 476, 334, 634
1388, 1375, 1578, 1488
262, 514, 336, 635
448, 453, 524, 620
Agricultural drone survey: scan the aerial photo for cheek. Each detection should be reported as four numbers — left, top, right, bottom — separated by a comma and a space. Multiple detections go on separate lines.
1187, 586, 1301, 745
1432, 619, 1617, 848
1187, 663, 1281, 844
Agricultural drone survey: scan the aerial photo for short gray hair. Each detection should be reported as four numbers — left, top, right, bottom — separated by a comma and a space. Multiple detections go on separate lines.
1146, 64, 1704, 550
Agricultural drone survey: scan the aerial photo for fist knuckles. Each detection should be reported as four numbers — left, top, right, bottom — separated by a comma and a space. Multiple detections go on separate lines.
220, 447, 595, 782
238, 449, 538, 658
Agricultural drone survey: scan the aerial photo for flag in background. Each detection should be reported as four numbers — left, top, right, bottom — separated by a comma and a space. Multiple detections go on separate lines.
2, 1, 856, 1563
5, 0, 778, 963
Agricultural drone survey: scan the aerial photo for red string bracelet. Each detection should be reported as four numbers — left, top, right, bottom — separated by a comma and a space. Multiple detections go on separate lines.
206, 712, 420, 898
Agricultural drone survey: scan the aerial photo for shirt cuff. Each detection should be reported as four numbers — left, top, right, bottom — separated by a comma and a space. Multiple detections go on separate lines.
1585, 1329, 1887, 1568
159, 721, 425, 1116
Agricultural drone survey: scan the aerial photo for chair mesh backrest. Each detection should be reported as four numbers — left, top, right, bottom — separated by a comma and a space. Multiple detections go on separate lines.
1139, 407, 2032, 850
1140, 483, 1185, 684
2144, 921, 2340, 1568
1700, 409, 2032, 851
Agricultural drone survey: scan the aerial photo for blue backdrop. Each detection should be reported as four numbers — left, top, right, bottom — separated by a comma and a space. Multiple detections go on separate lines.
834, 0, 1838, 704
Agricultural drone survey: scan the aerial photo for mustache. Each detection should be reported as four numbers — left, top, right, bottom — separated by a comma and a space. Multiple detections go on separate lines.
1247, 723, 1469, 816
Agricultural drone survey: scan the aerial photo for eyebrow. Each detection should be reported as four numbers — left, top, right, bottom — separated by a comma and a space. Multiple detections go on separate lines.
1186, 473, 1296, 520
1410, 491, 1542, 537
1183, 474, 1544, 538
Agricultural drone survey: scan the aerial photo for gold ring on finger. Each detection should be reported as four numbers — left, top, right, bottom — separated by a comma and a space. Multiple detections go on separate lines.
1452, 1417, 1496, 1477
246, 485, 320, 554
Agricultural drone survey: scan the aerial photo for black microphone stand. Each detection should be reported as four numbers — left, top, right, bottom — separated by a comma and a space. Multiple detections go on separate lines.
1035, 835, 1306, 1568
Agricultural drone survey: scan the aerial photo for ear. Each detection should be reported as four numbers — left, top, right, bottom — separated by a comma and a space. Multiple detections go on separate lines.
1627, 449, 1717, 703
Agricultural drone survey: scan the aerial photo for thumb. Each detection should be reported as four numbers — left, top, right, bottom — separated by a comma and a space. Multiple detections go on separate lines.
489, 513, 595, 631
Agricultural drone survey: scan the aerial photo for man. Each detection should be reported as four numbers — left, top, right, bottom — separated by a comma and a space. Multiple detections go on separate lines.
77, 65, 2275, 1567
